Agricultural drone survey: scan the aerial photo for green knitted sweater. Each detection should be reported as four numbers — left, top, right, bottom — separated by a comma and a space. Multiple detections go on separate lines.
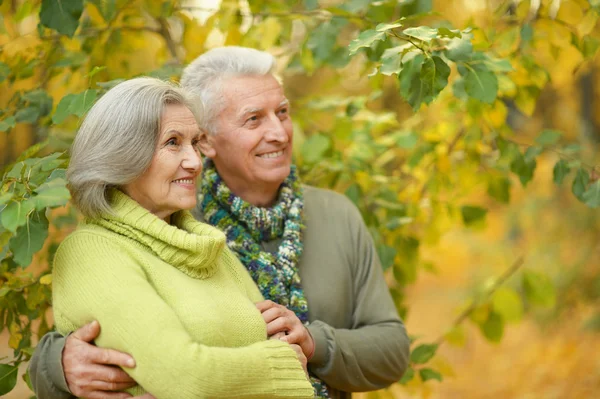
52, 190, 314, 399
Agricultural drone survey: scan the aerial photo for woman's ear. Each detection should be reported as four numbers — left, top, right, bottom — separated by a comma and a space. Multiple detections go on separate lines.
198, 131, 216, 158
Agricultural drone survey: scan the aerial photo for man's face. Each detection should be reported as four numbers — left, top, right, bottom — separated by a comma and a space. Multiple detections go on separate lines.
200, 74, 293, 201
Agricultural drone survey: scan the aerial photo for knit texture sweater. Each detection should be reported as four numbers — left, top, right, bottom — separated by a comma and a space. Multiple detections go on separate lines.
51, 190, 314, 399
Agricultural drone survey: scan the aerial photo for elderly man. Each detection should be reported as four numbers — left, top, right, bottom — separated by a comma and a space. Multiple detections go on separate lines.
29, 46, 409, 399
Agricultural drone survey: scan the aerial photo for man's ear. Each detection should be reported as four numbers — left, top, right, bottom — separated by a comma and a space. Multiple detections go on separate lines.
198, 131, 217, 158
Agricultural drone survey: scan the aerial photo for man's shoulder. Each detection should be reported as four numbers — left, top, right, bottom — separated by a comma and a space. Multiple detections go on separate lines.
302, 185, 362, 222
303, 185, 355, 209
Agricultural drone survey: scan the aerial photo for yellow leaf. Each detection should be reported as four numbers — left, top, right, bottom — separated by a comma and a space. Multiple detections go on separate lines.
445, 324, 467, 347
485, 100, 507, 128
578, 10, 599, 37
9, 322, 23, 349
181, 13, 213, 63
556, 0, 585, 27
259, 18, 282, 49
39, 274, 52, 285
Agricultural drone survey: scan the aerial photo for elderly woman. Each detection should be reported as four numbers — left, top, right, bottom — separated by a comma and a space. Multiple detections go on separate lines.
52, 77, 314, 398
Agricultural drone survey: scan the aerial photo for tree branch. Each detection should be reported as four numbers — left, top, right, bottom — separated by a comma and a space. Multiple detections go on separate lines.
433, 255, 525, 346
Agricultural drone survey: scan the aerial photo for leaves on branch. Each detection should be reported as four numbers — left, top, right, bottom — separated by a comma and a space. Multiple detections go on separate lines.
39, 0, 84, 37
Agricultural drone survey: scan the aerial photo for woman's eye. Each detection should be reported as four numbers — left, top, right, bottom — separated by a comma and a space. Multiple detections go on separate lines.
166, 138, 178, 146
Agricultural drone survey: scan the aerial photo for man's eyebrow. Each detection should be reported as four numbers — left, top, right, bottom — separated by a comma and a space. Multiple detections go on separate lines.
279, 99, 289, 107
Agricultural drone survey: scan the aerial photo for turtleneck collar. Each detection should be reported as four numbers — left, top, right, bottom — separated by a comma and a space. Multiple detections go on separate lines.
89, 189, 226, 280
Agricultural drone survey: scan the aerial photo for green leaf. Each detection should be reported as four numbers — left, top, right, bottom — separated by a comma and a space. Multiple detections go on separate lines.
0, 364, 19, 396
480, 311, 504, 342
487, 176, 510, 203
403, 55, 450, 110
376, 21, 403, 32
380, 46, 409, 76
403, 26, 438, 41
399, 53, 425, 101
39, 0, 84, 37
377, 244, 397, 271
1, 200, 35, 233
9, 212, 49, 267
348, 29, 386, 55
52, 90, 98, 124
394, 131, 418, 149
492, 287, 523, 322
0, 62, 11, 83
582, 180, 600, 208
345, 184, 361, 207
523, 270, 556, 308
23, 89, 53, 117
419, 368, 443, 382
463, 64, 498, 103
460, 205, 487, 226
301, 134, 331, 164
535, 129, 561, 146
0, 193, 13, 207
0, 116, 16, 132
445, 35, 473, 62
15, 107, 41, 124
87, 65, 107, 78
304, 0, 318, 11
553, 159, 570, 185
510, 153, 536, 187
88, 0, 117, 22
572, 168, 590, 201
524, 146, 542, 162
437, 27, 461, 38
399, 367, 415, 384
33, 185, 71, 210
410, 343, 438, 364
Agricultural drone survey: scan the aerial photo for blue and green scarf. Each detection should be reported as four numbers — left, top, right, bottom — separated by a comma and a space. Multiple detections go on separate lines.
200, 160, 329, 398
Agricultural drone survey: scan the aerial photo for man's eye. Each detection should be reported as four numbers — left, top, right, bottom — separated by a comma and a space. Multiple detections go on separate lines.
279, 108, 288, 115
247, 116, 258, 122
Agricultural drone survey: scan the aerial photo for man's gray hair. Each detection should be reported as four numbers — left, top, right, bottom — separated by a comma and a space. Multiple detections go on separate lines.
68, 77, 202, 218
180, 46, 278, 135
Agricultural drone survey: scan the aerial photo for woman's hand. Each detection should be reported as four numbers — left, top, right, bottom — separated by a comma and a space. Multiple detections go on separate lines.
256, 300, 315, 360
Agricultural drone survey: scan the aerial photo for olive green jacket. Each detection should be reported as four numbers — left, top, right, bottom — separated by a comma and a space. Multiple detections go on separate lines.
29, 186, 410, 399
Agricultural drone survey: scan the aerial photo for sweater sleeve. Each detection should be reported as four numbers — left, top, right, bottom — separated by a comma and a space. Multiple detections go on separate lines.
306, 197, 410, 392
52, 232, 313, 399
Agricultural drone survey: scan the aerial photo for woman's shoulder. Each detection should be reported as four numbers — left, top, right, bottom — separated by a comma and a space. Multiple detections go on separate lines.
58, 222, 140, 258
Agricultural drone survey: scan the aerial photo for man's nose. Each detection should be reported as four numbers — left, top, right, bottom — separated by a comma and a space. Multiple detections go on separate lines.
264, 116, 289, 142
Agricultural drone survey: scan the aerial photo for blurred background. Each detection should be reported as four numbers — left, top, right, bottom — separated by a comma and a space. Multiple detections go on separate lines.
1, 0, 599, 398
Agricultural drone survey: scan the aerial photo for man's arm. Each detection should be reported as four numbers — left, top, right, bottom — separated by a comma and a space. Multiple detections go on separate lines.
306, 198, 410, 392
30, 331, 73, 399
30, 322, 137, 399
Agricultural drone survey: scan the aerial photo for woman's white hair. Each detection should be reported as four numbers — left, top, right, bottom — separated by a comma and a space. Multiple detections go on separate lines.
68, 77, 202, 218
180, 46, 278, 135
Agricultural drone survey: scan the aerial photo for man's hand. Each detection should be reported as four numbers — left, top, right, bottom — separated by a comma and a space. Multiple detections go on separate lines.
63, 320, 137, 399
256, 300, 315, 360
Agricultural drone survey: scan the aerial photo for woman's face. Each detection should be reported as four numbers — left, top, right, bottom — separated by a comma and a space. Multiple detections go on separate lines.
123, 104, 202, 222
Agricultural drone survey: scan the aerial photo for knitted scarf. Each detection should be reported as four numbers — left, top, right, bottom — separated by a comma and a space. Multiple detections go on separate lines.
200, 160, 329, 398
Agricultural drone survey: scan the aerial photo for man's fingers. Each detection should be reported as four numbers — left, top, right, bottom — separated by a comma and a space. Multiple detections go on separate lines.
255, 300, 277, 312
260, 306, 288, 324
90, 378, 138, 392
72, 320, 101, 342
85, 391, 133, 399
91, 347, 136, 368
132, 394, 157, 399
265, 317, 290, 336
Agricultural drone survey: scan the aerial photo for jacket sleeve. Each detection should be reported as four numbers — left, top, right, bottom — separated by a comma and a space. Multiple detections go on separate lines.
52, 232, 313, 399
29, 332, 75, 399
306, 200, 410, 392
